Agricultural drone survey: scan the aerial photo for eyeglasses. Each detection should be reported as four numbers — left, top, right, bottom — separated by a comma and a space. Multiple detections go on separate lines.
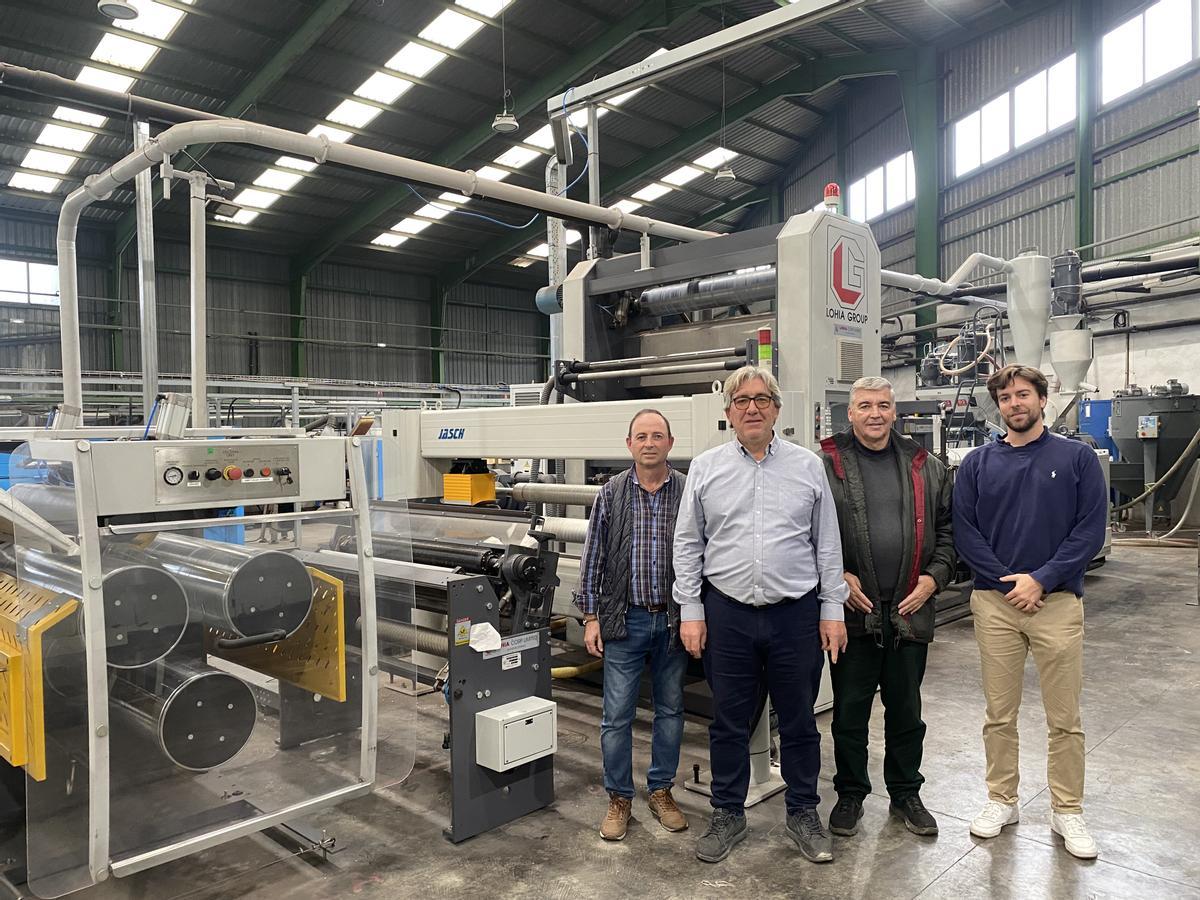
731, 395, 774, 410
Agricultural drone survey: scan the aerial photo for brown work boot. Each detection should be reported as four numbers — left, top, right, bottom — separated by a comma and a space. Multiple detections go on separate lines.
600, 794, 632, 841
648, 787, 688, 832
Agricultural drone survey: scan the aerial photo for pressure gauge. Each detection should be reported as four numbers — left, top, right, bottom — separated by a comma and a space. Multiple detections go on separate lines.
163, 466, 184, 486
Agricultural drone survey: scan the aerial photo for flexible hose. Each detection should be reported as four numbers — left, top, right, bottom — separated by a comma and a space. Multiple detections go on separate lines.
938, 325, 994, 376
1151, 462, 1200, 541
551, 659, 603, 679
1112, 425, 1200, 511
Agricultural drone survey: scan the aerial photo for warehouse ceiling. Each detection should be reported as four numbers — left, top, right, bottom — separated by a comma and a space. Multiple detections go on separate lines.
0, 0, 1035, 289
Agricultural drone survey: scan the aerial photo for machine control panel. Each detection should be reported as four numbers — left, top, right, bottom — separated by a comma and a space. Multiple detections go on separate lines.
154, 445, 300, 506
1137, 415, 1160, 439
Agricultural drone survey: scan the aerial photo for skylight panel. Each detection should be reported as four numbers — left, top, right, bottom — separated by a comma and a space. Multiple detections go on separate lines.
612, 199, 642, 214
527, 243, 550, 257
386, 43, 447, 78
475, 165, 510, 181
308, 124, 352, 143
356, 72, 412, 104
21, 149, 75, 174
420, 10, 483, 50
53, 106, 105, 127
90, 33, 158, 71
440, 192, 470, 204
395, 218, 432, 234
526, 125, 555, 149
233, 189, 280, 209
254, 169, 304, 191
276, 156, 318, 173
115, 0, 185, 39
76, 66, 135, 93
215, 209, 260, 225
327, 99, 381, 129
631, 183, 671, 202
10, 173, 60, 192
417, 203, 451, 220
693, 147, 738, 168
494, 146, 541, 168
509, 256, 537, 268
372, 233, 408, 247
663, 165, 701, 186
37, 124, 92, 152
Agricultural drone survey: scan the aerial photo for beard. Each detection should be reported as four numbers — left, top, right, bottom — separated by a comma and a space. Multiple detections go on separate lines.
1002, 406, 1043, 433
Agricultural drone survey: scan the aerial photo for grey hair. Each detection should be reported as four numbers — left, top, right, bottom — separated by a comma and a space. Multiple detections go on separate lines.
849, 375, 895, 404
722, 366, 782, 410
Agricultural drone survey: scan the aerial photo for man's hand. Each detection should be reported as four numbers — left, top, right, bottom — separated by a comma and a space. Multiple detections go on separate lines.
1000, 573, 1045, 613
898, 574, 937, 617
680, 620, 707, 658
583, 619, 604, 657
844, 572, 873, 614
820, 620, 848, 664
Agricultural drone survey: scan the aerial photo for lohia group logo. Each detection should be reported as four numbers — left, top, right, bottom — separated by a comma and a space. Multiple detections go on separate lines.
438, 427, 466, 440
826, 229, 868, 324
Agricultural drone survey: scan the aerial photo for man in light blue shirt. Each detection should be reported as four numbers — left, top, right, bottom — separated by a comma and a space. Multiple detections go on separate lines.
674, 365, 848, 864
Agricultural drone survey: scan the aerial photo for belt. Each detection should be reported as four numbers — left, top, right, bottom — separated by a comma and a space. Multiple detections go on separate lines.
703, 581, 817, 608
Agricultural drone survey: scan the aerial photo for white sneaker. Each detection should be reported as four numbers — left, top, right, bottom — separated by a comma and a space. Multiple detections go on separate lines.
1051, 811, 1099, 859
969, 800, 1019, 838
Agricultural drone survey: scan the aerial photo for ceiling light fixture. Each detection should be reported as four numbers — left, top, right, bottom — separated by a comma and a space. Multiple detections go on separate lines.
97, 0, 138, 20
491, 5, 519, 134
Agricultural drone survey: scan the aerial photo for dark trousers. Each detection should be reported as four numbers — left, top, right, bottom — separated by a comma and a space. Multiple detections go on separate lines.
701, 584, 823, 814
830, 604, 928, 800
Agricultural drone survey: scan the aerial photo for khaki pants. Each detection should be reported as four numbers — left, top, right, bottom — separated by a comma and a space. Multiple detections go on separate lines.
970, 589, 1085, 813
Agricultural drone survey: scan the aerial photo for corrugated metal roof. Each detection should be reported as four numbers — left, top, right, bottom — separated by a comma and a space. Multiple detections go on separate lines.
0, 0, 1003, 282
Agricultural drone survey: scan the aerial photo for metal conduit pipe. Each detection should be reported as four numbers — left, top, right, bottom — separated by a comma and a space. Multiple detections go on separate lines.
559, 358, 741, 384
502, 483, 602, 506
56, 119, 717, 412
566, 346, 745, 373
635, 269, 777, 318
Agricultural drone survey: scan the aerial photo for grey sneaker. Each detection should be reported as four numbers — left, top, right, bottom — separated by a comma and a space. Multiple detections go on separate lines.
695, 809, 747, 863
786, 807, 834, 863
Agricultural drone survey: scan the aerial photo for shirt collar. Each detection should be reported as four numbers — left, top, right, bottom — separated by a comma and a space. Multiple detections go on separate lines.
735, 432, 778, 458
630, 466, 672, 487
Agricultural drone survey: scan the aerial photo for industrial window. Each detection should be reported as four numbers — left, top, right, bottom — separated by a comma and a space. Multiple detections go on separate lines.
954, 53, 1077, 178
847, 151, 915, 223
0, 259, 59, 306
1101, 0, 1193, 104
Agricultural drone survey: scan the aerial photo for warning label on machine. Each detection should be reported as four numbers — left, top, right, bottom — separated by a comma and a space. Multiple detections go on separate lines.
454, 617, 471, 646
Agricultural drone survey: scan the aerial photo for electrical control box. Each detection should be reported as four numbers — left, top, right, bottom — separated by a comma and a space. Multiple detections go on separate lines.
475, 696, 557, 773
1137, 415, 1160, 439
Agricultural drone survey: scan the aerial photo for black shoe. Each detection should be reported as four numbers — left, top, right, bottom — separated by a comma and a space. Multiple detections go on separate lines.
695, 809, 747, 863
829, 795, 864, 836
890, 794, 939, 836
786, 807, 833, 863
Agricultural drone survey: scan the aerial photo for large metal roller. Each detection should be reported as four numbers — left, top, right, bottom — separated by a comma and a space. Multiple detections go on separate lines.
1, 543, 189, 668
135, 533, 314, 639
500, 482, 601, 506
635, 268, 776, 318
112, 660, 257, 771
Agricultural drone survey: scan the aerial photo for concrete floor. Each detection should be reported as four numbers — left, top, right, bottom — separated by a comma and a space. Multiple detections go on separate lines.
38, 543, 1200, 899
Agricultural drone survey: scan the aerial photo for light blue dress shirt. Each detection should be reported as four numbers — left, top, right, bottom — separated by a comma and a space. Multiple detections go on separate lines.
672, 434, 849, 622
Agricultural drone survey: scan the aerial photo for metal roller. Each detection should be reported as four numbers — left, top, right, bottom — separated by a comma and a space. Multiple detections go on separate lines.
112, 660, 257, 771
635, 268, 776, 318
539, 516, 589, 544
501, 482, 601, 506
1, 543, 189, 668
135, 533, 314, 639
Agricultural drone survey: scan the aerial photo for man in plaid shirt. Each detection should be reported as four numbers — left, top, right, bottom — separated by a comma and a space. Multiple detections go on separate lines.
576, 408, 689, 842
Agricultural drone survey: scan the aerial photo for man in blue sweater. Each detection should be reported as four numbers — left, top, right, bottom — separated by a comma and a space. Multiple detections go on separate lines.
953, 365, 1107, 860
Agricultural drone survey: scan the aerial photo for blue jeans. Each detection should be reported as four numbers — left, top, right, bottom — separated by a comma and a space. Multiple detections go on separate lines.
600, 606, 689, 798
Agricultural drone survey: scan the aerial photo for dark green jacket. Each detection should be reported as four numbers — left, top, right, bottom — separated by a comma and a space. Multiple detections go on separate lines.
819, 429, 956, 643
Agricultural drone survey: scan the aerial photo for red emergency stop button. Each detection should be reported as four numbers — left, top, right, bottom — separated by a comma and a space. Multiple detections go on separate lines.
222, 465, 243, 481
260, 467, 272, 477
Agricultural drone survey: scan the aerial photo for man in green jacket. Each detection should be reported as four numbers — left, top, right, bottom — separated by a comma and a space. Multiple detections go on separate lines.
818, 376, 956, 838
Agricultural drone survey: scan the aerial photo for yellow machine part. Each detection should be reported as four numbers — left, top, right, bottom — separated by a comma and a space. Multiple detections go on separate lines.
0, 573, 78, 781
442, 472, 496, 506
209, 566, 347, 702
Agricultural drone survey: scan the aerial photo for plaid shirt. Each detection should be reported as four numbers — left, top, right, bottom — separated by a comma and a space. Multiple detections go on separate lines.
575, 467, 681, 616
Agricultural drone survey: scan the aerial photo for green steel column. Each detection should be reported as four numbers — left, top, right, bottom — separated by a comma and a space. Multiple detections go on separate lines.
289, 272, 307, 378
1074, 0, 1096, 260
430, 280, 446, 383
900, 47, 941, 349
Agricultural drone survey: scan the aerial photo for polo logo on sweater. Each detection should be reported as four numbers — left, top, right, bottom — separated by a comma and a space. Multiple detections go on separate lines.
1050, 470, 1057, 478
